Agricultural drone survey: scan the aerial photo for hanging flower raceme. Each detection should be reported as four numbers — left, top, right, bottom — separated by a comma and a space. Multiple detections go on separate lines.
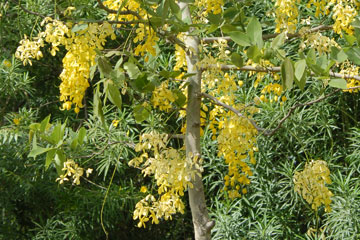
15, 18, 115, 113
129, 132, 202, 227
293, 160, 333, 212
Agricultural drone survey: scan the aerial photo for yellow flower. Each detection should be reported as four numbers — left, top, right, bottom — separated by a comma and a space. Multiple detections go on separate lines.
86, 168, 93, 177
112, 119, 120, 127
13, 118, 20, 125
140, 186, 148, 193
3, 60, 11, 68
64, 6, 76, 16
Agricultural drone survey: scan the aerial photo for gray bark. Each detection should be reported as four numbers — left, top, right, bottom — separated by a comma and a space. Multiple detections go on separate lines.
180, 3, 214, 240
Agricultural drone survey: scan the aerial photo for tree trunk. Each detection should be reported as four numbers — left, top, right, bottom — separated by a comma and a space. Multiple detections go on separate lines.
180, 3, 214, 240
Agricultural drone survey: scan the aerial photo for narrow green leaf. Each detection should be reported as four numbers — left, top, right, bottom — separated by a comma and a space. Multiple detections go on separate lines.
329, 78, 347, 89
294, 59, 306, 81
281, 58, 294, 90
93, 87, 105, 126
97, 56, 113, 78
169, 0, 181, 19
54, 150, 66, 176
49, 122, 62, 145
124, 62, 140, 79
77, 127, 86, 145
40, 115, 51, 133
107, 80, 122, 109
45, 149, 56, 170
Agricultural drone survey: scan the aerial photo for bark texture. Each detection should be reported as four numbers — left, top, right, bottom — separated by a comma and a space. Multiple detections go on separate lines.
180, 3, 214, 240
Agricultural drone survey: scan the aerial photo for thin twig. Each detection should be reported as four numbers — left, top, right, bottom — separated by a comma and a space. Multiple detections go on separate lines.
201, 92, 265, 132
11, 0, 47, 18
81, 176, 107, 190
202, 86, 360, 137
202, 25, 333, 43
203, 65, 360, 81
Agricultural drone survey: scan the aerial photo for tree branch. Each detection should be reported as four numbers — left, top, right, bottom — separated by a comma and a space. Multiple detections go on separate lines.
203, 64, 360, 81
201, 92, 265, 132
202, 86, 360, 137
11, 0, 47, 18
202, 25, 333, 43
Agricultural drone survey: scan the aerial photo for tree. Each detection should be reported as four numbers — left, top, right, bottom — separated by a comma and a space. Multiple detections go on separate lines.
9, 0, 360, 239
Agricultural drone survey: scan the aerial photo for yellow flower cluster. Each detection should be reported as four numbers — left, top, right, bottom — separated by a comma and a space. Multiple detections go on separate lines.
307, 0, 329, 17
56, 159, 93, 185
129, 132, 201, 227
293, 160, 333, 212
15, 18, 115, 112
306, 0, 358, 35
299, 31, 339, 55
195, 0, 224, 15
339, 61, 360, 92
151, 80, 178, 112
198, 40, 259, 198
273, 0, 300, 33
174, 34, 187, 72
329, 0, 357, 35
218, 115, 258, 198
15, 35, 44, 66
103, 0, 159, 59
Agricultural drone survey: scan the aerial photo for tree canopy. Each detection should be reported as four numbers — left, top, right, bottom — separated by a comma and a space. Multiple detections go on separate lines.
1, 0, 360, 239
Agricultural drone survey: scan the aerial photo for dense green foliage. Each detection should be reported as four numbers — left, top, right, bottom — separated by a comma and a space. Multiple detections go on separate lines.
1, 0, 360, 239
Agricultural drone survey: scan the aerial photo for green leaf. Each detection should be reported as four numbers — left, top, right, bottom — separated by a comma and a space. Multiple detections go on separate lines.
223, 7, 239, 20
45, 149, 56, 170
173, 89, 186, 107
330, 47, 347, 63
346, 47, 360, 65
246, 45, 262, 63
49, 122, 62, 145
124, 62, 140, 79
343, 33, 357, 46
107, 80, 122, 109
40, 115, 51, 133
28, 136, 52, 158
54, 150, 66, 175
207, 13, 221, 25
281, 58, 294, 90
105, 50, 122, 57
229, 31, 251, 46
294, 59, 306, 81
77, 127, 86, 145
133, 104, 150, 123
97, 56, 113, 78
71, 23, 88, 33
131, 73, 155, 92
247, 17, 263, 48
271, 32, 286, 49
329, 78, 347, 89
169, 0, 181, 19
231, 52, 243, 68
93, 87, 105, 126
